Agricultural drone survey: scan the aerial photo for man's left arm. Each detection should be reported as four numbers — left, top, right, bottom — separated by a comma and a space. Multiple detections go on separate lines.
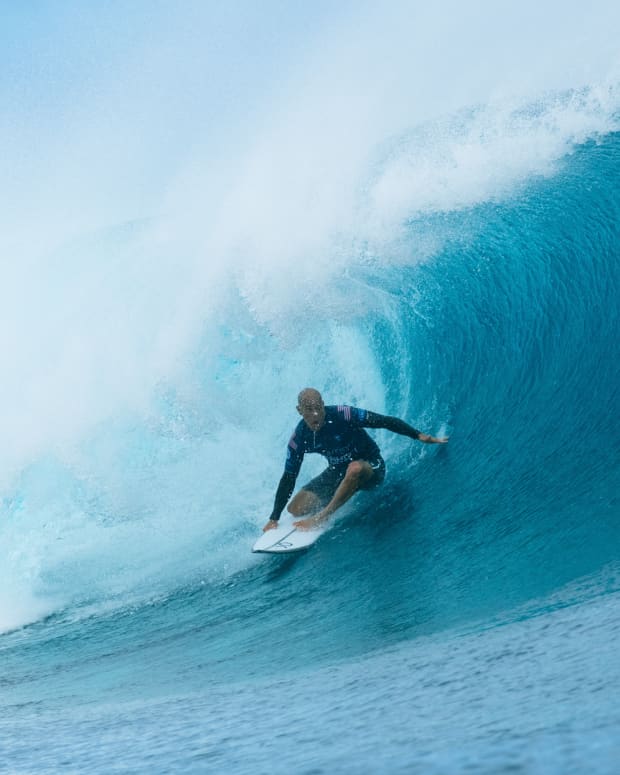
363, 411, 448, 444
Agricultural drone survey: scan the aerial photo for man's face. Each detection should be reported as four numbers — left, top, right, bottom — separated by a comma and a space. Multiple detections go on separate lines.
298, 395, 326, 432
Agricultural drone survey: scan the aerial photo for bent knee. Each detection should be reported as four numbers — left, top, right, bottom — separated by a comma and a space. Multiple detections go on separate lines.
346, 460, 370, 480
287, 490, 320, 516
287, 501, 304, 516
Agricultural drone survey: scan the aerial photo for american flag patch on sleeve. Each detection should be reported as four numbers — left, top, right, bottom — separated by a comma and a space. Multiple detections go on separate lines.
338, 405, 351, 421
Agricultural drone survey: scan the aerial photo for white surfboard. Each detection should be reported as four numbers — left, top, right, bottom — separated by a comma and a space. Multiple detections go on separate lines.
252, 521, 327, 554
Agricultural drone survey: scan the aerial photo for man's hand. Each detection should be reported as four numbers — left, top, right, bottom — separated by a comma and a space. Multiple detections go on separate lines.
294, 515, 326, 532
263, 519, 278, 532
419, 433, 449, 444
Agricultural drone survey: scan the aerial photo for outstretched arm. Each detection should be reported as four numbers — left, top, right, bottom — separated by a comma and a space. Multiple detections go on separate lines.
263, 471, 297, 531
364, 411, 448, 444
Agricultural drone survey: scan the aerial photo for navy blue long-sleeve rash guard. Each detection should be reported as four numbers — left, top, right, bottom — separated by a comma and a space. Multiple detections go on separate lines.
269, 405, 421, 522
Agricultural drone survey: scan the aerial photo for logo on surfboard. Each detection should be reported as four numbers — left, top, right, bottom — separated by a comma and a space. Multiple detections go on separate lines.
274, 539, 294, 549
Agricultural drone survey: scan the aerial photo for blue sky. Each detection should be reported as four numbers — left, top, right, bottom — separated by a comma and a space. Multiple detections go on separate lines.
2, 0, 618, 253
1, 2, 361, 242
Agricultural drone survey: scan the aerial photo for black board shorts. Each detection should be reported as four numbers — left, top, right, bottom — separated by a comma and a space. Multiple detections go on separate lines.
302, 457, 386, 505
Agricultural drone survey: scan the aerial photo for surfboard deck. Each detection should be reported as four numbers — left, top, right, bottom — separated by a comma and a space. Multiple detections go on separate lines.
252, 521, 326, 554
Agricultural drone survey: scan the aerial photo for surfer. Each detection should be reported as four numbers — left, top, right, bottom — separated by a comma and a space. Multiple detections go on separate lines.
263, 388, 448, 532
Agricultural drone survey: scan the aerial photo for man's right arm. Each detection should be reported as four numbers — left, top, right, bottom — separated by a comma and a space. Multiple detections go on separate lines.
270, 472, 297, 522
263, 425, 304, 532
263, 472, 297, 531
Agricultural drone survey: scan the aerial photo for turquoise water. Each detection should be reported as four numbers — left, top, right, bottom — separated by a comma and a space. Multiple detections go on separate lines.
1, 5, 619, 772
2, 132, 619, 774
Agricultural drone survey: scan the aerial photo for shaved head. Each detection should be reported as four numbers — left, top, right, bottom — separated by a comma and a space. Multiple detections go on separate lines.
297, 388, 326, 430
297, 387, 323, 407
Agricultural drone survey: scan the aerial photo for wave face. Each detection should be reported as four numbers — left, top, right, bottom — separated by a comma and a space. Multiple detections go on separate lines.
1, 3, 620, 773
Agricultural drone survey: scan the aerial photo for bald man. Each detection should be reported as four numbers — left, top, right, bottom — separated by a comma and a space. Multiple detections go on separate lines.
263, 388, 448, 532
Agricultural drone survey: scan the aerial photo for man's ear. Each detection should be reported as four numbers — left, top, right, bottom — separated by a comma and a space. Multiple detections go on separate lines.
296, 405, 303, 416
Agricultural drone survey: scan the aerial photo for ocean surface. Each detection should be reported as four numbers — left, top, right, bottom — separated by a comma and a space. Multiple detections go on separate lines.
1, 4, 619, 773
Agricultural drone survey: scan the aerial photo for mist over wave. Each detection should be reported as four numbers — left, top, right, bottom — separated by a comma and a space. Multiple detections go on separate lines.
1, 1, 619, 634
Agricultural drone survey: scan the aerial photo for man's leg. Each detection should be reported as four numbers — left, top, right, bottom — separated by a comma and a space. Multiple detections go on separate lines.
287, 488, 323, 517
294, 460, 373, 530
287, 465, 346, 517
